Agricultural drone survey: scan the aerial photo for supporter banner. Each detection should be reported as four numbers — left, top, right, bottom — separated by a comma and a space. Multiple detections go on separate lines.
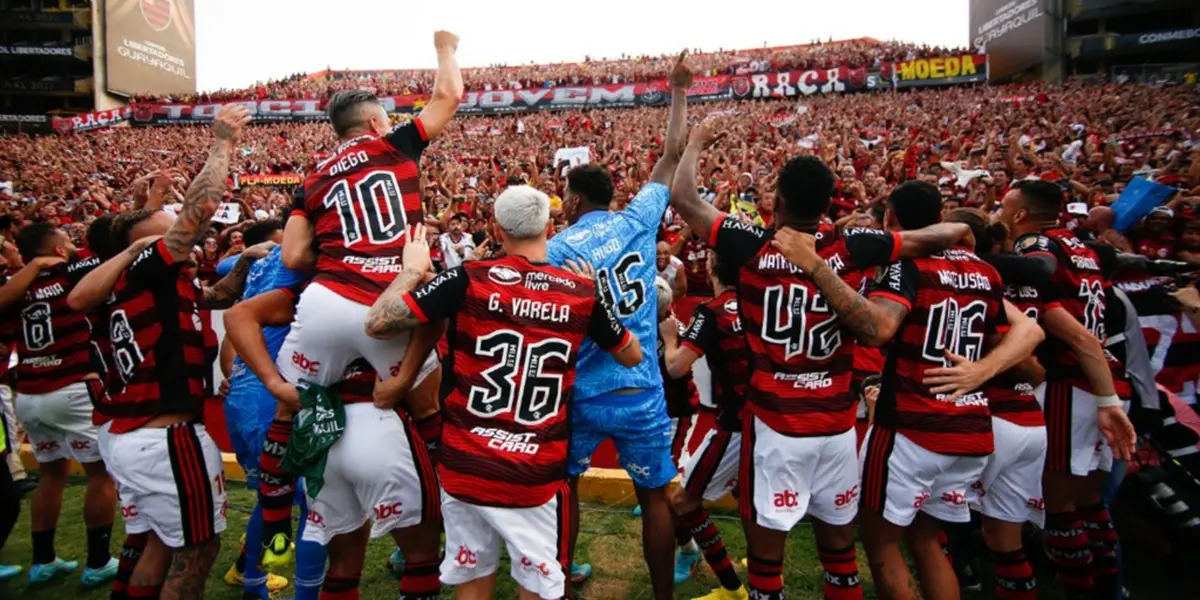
51, 107, 132, 134
0, 44, 73, 57
238, 173, 303, 186
887, 54, 987, 87
0, 114, 48, 124
729, 67, 887, 99
212, 202, 240, 225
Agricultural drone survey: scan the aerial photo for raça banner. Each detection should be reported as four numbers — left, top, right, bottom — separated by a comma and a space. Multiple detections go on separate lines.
52, 107, 133, 134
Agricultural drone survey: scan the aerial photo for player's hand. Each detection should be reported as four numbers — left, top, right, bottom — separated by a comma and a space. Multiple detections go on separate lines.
241, 240, 277, 260
373, 375, 407, 410
1098, 405, 1136, 462
31, 256, 66, 270
402, 224, 432, 274
434, 30, 459, 54
129, 235, 162, 254
688, 116, 726, 150
268, 380, 302, 412
668, 50, 693, 90
1170, 286, 1200, 311
770, 227, 822, 273
212, 105, 252, 143
218, 378, 231, 397
922, 351, 994, 402
659, 315, 681, 343
562, 258, 595, 280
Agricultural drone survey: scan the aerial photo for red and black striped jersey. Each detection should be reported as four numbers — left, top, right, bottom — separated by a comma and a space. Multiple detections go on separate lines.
682, 238, 713, 297
1112, 273, 1186, 386
659, 317, 699, 419
980, 254, 1048, 427
709, 215, 900, 436
103, 240, 209, 434
194, 252, 220, 287
869, 248, 1009, 456
333, 359, 377, 405
402, 255, 630, 508
680, 289, 749, 432
13, 256, 102, 394
1013, 228, 1117, 393
293, 120, 429, 306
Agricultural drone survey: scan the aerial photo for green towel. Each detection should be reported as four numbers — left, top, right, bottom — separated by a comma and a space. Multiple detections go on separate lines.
280, 382, 346, 497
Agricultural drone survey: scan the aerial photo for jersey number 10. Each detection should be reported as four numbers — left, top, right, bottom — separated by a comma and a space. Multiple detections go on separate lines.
323, 171, 407, 247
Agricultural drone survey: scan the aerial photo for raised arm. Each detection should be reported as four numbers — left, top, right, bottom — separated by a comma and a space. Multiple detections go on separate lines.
281, 213, 315, 271
0, 257, 64, 312
416, 31, 463, 139
66, 236, 159, 312
648, 51, 693, 186
670, 117, 726, 239
163, 105, 251, 262
894, 223, 971, 259
197, 241, 275, 309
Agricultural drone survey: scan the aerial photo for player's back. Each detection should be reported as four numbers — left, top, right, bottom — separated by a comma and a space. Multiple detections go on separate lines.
438, 255, 610, 508
870, 248, 1007, 456
546, 183, 669, 401
14, 256, 101, 394
295, 121, 428, 306
688, 289, 750, 432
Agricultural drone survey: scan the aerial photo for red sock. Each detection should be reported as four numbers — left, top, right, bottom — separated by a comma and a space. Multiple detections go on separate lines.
414, 413, 442, 461
1078, 503, 1119, 598
1043, 511, 1093, 596
399, 559, 441, 600
746, 554, 783, 600
991, 548, 1037, 600
679, 507, 740, 591
320, 574, 361, 600
817, 544, 863, 600
125, 584, 162, 599
110, 532, 148, 600
259, 419, 296, 541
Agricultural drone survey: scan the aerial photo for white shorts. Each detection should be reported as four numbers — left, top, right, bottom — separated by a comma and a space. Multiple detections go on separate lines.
859, 426, 987, 527
14, 380, 103, 464
969, 418, 1047, 527
302, 403, 439, 545
440, 489, 569, 600
679, 429, 740, 502
276, 282, 439, 387
104, 423, 227, 549
740, 415, 859, 531
1044, 382, 1118, 476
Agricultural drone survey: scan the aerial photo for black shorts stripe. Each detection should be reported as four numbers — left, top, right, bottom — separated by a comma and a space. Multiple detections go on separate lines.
555, 486, 569, 569
672, 415, 693, 465
861, 426, 896, 514
738, 417, 757, 522
685, 429, 732, 498
403, 415, 441, 523
167, 423, 215, 546
1044, 381, 1072, 473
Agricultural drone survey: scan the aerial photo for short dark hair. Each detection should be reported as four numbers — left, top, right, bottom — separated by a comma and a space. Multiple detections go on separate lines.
87, 213, 120, 260
327, 90, 381, 137
566, 165, 613, 209
15, 222, 59, 263
711, 250, 738, 289
887, 181, 942, 230
109, 209, 155, 253
775, 156, 835, 221
0, 214, 14, 233
243, 219, 283, 247
1013, 179, 1064, 221
945, 207, 1009, 255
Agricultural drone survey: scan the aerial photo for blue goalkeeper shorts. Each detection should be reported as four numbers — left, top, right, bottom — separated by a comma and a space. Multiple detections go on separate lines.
567, 386, 674, 489
223, 377, 278, 489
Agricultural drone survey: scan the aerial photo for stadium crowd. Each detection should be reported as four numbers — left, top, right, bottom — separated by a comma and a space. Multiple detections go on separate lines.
131, 38, 966, 103
0, 28, 1199, 600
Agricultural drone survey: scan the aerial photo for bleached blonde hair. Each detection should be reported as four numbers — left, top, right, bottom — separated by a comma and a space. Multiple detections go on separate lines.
494, 185, 550, 240
655, 276, 673, 320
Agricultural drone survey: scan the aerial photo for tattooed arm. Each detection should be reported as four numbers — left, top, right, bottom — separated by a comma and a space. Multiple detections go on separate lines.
196, 241, 276, 309
364, 268, 427, 339
162, 105, 251, 262
808, 261, 909, 347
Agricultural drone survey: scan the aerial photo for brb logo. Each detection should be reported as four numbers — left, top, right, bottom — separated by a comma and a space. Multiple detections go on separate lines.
773, 490, 800, 509
71, 440, 92, 451
520, 556, 552, 578
121, 505, 139, 518
624, 462, 651, 479
913, 492, 932, 509
455, 545, 478, 567
36, 440, 60, 453
307, 510, 326, 528
834, 485, 858, 507
941, 490, 966, 506
291, 352, 321, 376
1027, 497, 1046, 512
374, 502, 403, 520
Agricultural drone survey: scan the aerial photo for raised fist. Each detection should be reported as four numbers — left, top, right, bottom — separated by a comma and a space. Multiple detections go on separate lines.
434, 30, 459, 53
213, 105, 251, 143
